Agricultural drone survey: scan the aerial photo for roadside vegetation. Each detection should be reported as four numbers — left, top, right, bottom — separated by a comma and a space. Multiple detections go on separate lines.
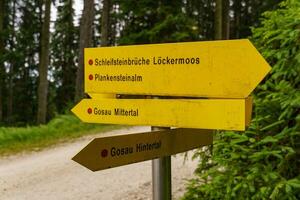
0, 115, 118, 156
183, 1, 300, 199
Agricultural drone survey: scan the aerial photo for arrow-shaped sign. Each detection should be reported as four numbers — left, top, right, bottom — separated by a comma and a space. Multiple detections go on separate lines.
72, 128, 213, 171
71, 98, 252, 131
84, 39, 271, 98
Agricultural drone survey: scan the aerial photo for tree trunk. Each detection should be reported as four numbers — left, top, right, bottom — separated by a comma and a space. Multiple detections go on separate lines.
101, 0, 110, 47
215, 0, 230, 40
75, 0, 94, 102
37, 0, 51, 124
62, 0, 75, 109
233, 1, 241, 39
222, 0, 230, 39
214, 0, 222, 40
0, 0, 5, 122
7, 0, 16, 123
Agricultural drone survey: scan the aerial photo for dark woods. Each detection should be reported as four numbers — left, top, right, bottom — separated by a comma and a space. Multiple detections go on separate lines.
0, 0, 282, 126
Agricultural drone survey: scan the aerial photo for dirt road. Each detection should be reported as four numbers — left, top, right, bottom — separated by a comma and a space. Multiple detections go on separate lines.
0, 126, 198, 200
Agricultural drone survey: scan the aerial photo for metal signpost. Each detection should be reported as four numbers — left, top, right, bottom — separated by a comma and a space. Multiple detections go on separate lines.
71, 39, 271, 200
151, 126, 171, 200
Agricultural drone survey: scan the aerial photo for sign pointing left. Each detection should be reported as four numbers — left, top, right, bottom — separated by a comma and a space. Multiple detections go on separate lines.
72, 128, 213, 171
71, 98, 252, 131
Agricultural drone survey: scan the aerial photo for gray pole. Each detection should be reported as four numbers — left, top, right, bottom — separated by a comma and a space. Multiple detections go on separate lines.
152, 126, 171, 200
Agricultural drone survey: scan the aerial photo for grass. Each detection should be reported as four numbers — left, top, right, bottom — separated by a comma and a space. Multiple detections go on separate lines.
0, 115, 120, 156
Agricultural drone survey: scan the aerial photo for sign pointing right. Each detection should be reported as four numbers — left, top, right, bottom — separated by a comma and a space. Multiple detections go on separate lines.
85, 39, 271, 98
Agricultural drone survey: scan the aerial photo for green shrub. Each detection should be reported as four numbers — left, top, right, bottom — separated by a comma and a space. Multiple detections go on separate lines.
183, 1, 300, 199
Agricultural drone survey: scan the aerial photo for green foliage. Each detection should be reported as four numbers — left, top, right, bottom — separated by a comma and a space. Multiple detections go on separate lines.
11, 0, 41, 124
0, 115, 116, 155
117, 0, 198, 44
183, 1, 300, 199
51, 0, 78, 115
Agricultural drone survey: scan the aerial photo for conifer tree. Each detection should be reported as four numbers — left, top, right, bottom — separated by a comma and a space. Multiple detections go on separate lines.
52, 0, 78, 113
117, 0, 197, 44
0, 0, 5, 122
101, 0, 110, 47
14, 0, 41, 124
6, 0, 17, 123
75, 0, 94, 102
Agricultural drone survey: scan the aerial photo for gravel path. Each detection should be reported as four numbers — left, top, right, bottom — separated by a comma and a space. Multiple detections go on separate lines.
0, 126, 198, 200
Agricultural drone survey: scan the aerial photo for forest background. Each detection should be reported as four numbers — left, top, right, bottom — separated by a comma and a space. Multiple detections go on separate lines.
0, 0, 299, 199
0, 0, 282, 125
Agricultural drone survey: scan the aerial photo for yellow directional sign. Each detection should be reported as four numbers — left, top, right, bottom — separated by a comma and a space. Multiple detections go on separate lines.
71, 98, 252, 131
72, 128, 213, 171
84, 39, 271, 98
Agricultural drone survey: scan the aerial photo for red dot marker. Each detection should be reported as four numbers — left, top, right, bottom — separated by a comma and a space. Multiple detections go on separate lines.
101, 149, 108, 158
89, 74, 93, 80
87, 108, 92, 114
88, 59, 93, 65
